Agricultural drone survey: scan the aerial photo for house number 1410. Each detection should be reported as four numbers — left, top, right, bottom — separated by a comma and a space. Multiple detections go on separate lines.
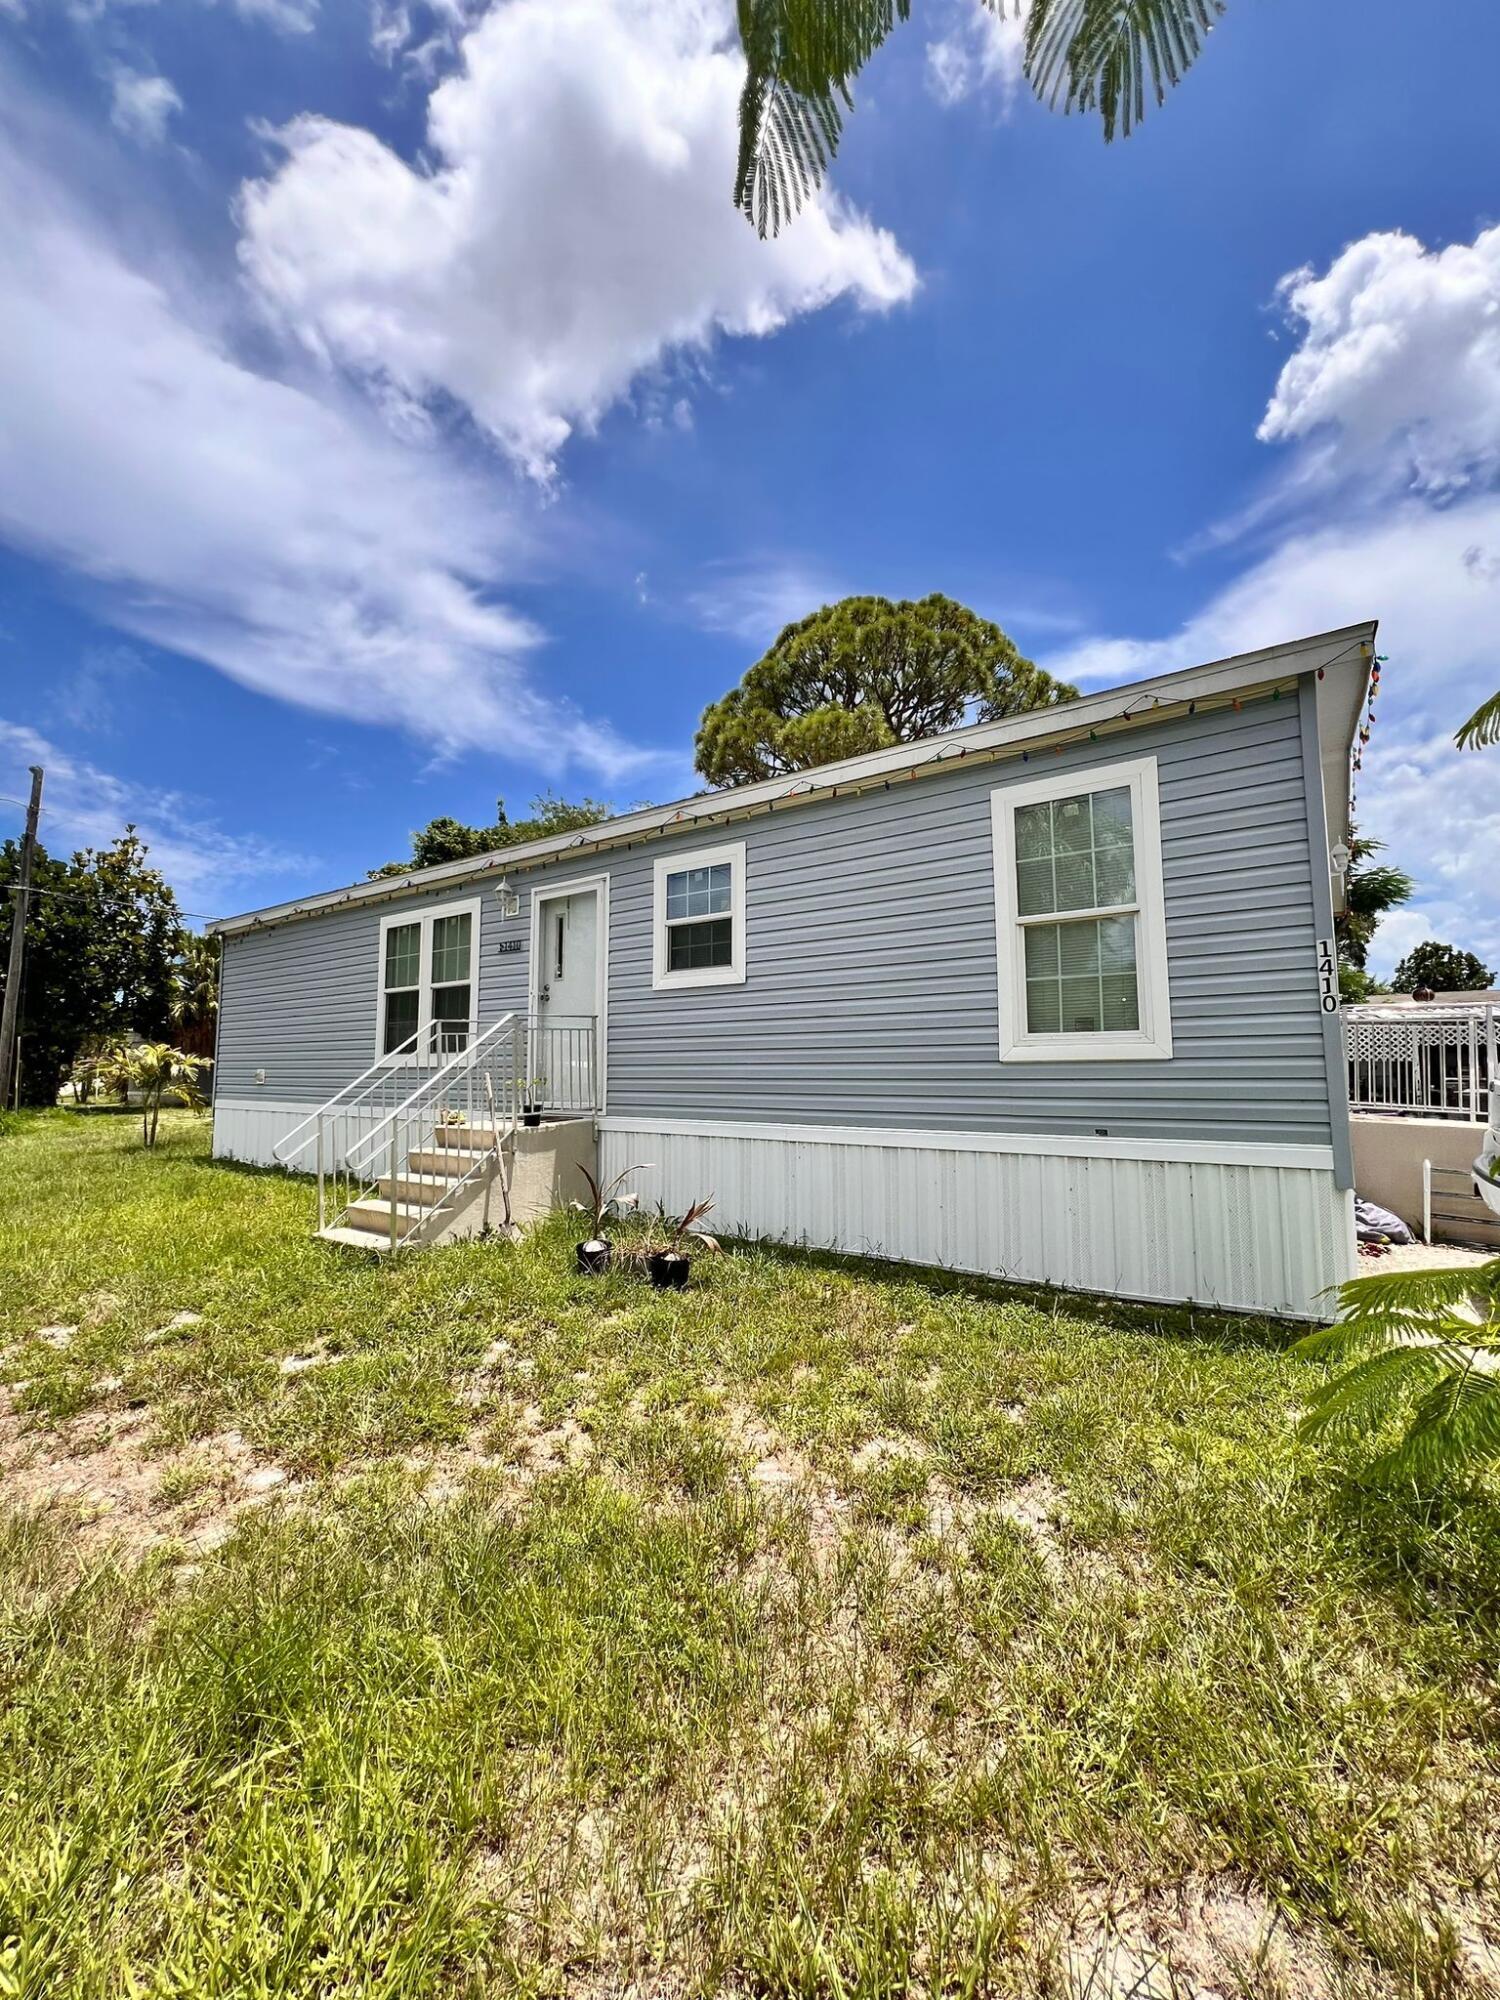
1316, 937, 1338, 1013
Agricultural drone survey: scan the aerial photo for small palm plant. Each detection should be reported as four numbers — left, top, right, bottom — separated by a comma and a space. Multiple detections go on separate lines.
100, 1043, 210, 1149
1295, 1259, 1500, 1485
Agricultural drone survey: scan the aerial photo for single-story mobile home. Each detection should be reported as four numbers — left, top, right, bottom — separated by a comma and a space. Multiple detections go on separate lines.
209, 622, 1374, 1319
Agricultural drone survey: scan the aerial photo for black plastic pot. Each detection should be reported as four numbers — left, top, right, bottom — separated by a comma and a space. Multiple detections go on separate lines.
576, 1238, 611, 1276
648, 1251, 690, 1290
522, 1106, 542, 1128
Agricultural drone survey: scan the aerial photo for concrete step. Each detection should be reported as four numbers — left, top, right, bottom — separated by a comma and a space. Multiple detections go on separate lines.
318, 1224, 400, 1253
406, 1148, 495, 1177
341, 1198, 430, 1241
375, 1170, 472, 1207
427, 1125, 507, 1154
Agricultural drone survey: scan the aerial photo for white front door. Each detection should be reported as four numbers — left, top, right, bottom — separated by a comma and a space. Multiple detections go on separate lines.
532, 888, 599, 1109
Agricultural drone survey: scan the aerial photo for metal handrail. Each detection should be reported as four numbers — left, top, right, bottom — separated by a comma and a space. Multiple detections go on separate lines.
347, 1012, 521, 1175
310, 1011, 597, 1248
272, 1026, 423, 1166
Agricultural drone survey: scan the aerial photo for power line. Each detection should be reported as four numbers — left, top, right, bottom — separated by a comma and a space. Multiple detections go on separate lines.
11, 881, 221, 923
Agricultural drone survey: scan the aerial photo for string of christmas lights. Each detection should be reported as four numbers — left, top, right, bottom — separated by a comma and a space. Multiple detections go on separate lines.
1350, 643, 1386, 815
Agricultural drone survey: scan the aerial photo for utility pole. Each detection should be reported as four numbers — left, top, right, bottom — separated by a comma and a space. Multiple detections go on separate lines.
0, 764, 43, 1112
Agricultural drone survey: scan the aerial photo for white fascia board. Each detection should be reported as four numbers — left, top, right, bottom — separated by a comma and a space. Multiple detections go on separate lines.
210, 623, 1377, 939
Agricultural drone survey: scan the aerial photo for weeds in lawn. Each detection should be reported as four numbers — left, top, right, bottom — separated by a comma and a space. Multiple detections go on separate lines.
1, 1110, 1498, 1996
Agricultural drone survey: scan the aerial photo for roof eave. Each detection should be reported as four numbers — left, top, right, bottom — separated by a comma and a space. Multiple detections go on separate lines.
210, 621, 1377, 937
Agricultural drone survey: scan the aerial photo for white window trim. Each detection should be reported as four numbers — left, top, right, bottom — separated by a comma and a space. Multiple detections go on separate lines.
651, 841, 747, 991
991, 756, 1173, 1063
374, 895, 482, 1063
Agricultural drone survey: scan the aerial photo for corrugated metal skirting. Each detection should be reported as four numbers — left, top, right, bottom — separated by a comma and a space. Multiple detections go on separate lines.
599, 1120, 1353, 1320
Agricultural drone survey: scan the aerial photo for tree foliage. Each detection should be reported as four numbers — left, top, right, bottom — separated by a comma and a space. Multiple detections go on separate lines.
1296, 1260, 1500, 1487
734, 0, 1225, 235
695, 593, 1075, 789
0, 828, 187, 1107
1391, 940, 1494, 995
1336, 829, 1412, 974
369, 795, 614, 879
170, 931, 221, 1058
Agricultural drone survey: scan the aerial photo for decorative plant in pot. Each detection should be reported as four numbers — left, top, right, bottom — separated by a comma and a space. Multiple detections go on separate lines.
647, 1196, 720, 1290
570, 1163, 649, 1275
521, 1076, 548, 1128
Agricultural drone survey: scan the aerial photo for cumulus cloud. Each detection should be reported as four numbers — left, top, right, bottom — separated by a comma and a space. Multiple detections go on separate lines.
108, 68, 182, 146
1051, 221, 1500, 980
238, 0, 917, 478
925, 1, 1027, 108
1260, 226, 1500, 496
0, 110, 651, 778
0, 721, 315, 910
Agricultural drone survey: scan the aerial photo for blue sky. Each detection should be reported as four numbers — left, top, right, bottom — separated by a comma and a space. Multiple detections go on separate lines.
1, 0, 1498, 975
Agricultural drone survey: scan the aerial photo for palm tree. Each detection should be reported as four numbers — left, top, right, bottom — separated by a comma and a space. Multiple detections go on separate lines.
734, 0, 1225, 234
170, 932, 221, 1058
1295, 1260, 1500, 1486
99, 1042, 210, 1149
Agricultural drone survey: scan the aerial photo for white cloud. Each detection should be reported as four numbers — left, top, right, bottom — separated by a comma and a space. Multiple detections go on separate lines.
1049, 220, 1500, 983
1049, 497, 1500, 978
370, 0, 477, 73
687, 557, 843, 643
0, 106, 658, 781
1260, 226, 1500, 496
925, 0, 1027, 109
238, 0, 917, 479
109, 68, 182, 147
234, 0, 317, 26
0, 721, 314, 910
58, 0, 317, 26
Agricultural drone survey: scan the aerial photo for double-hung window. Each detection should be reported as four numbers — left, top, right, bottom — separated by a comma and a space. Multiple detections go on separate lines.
376, 897, 481, 1059
991, 756, 1172, 1062
651, 841, 746, 990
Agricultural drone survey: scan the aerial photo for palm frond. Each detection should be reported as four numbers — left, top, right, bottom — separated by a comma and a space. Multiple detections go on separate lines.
1299, 1342, 1456, 1443
1375, 1363, 1500, 1485
1456, 689, 1500, 752
734, 0, 906, 235
733, 0, 1223, 232
1296, 1249, 1500, 1487
1023, 0, 1224, 140
1333, 1259, 1500, 1318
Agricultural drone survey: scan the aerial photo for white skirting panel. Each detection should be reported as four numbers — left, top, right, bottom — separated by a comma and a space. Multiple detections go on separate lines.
214, 1097, 333, 1172
599, 1117, 1355, 1320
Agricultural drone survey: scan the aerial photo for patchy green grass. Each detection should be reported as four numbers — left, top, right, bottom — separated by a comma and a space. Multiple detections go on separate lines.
1, 1107, 1498, 1997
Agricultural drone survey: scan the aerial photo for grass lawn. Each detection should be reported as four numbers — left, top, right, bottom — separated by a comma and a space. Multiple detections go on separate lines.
1, 1109, 1498, 1998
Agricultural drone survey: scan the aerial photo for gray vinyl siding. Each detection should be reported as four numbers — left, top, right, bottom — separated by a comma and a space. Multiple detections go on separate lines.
217, 677, 1334, 1149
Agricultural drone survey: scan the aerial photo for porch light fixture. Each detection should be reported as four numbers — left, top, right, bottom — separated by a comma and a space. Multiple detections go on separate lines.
493, 877, 521, 920
1329, 841, 1351, 879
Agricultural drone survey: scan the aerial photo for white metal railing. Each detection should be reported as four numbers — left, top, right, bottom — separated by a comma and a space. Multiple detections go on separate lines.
282, 1013, 598, 1248
272, 1025, 430, 1171
1345, 1004, 1497, 1122
338, 1013, 527, 1246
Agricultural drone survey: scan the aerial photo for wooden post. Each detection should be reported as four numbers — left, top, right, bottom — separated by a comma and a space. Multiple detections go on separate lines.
0, 765, 43, 1112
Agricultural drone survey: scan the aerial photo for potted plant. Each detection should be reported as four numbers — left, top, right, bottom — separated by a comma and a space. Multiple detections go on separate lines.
521, 1076, 548, 1128
571, 1162, 649, 1275
647, 1196, 719, 1290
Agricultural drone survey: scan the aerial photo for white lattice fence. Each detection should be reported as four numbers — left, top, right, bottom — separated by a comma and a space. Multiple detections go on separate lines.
1344, 1006, 1495, 1121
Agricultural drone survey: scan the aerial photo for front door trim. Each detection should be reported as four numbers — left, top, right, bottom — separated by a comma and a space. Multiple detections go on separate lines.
527, 873, 609, 1113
